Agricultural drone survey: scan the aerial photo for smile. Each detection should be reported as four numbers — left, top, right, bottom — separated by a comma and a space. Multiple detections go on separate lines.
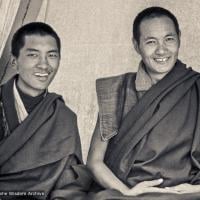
34, 72, 49, 77
154, 57, 170, 63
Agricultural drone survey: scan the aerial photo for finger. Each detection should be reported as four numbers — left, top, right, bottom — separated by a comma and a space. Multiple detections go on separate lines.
165, 184, 188, 191
148, 187, 180, 194
165, 187, 180, 192
139, 179, 163, 187
165, 186, 176, 190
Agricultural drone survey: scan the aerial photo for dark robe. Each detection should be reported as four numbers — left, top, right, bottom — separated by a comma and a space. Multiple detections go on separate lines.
88, 60, 200, 199
0, 78, 90, 200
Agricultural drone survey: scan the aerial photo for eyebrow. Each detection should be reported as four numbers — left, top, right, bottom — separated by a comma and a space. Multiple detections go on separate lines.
25, 48, 59, 53
165, 33, 177, 37
144, 33, 177, 40
144, 36, 156, 41
26, 48, 39, 52
47, 50, 59, 53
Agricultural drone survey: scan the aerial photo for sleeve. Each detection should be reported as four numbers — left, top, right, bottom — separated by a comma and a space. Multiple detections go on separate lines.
49, 113, 93, 200
50, 155, 93, 200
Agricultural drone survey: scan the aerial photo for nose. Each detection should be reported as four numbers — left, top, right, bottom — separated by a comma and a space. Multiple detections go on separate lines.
155, 42, 167, 55
37, 55, 50, 70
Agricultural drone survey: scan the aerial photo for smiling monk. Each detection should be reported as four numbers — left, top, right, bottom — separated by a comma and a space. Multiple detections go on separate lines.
87, 7, 200, 200
0, 22, 87, 200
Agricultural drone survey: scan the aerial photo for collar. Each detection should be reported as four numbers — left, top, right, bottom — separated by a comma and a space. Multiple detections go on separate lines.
13, 79, 28, 123
135, 61, 153, 92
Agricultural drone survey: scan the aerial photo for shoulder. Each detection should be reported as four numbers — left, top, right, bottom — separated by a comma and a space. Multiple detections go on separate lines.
59, 100, 77, 121
48, 92, 77, 120
96, 72, 136, 94
96, 72, 136, 86
61, 102, 77, 119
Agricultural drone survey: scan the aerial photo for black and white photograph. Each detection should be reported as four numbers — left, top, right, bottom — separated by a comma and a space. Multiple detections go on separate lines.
0, 0, 200, 199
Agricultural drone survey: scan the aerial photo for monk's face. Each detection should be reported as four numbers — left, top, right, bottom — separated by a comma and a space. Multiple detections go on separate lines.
13, 34, 60, 97
134, 16, 180, 82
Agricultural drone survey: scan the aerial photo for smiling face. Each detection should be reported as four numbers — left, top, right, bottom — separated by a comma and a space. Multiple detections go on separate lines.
134, 16, 180, 83
13, 34, 60, 97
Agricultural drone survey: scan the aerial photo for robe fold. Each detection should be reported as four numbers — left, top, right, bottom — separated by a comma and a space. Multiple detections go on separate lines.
0, 81, 90, 200
89, 60, 200, 199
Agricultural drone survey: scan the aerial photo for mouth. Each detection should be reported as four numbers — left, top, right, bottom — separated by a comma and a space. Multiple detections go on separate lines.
34, 72, 49, 77
34, 72, 50, 81
154, 57, 170, 63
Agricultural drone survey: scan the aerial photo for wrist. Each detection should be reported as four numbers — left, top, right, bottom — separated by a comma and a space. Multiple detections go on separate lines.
119, 186, 130, 195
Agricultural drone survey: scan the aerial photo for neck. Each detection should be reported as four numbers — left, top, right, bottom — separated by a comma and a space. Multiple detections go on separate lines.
144, 66, 169, 85
16, 77, 45, 97
149, 72, 167, 84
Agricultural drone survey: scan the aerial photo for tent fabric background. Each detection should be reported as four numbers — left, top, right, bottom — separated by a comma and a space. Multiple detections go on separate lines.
1, 0, 200, 161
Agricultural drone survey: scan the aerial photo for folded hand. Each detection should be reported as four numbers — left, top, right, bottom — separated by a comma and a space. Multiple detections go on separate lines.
165, 183, 200, 194
124, 179, 179, 196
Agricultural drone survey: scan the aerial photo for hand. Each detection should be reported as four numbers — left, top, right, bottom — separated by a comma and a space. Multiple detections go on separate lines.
165, 183, 200, 194
123, 179, 179, 196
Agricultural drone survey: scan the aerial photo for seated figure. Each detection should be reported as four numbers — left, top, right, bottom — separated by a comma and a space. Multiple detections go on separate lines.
0, 22, 88, 200
87, 6, 200, 200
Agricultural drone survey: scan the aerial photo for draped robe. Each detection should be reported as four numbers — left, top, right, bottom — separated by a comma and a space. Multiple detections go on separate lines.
89, 60, 200, 200
0, 79, 90, 200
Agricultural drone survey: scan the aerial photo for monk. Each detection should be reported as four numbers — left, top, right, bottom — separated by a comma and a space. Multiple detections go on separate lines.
0, 22, 88, 200
87, 6, 200, 200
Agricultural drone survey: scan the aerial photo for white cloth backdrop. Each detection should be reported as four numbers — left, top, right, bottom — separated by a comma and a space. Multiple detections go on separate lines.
0, 0, 21, 58
0, 0, 47, 84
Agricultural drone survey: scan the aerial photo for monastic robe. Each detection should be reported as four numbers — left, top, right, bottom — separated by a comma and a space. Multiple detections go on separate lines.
88, 60, 200, 200
0, 78, 90, 200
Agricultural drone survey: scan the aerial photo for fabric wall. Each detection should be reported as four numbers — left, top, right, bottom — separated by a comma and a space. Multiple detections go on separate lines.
43, 0, 200, 161
0, 0, 45, 84
0, 0, 20, 58
2, 0, 200, 161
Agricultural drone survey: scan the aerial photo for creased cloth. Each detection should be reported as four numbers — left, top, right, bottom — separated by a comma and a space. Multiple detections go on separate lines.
0, 79, 89, 200
13, 79, 28, 123
91, 60, 200, 199
96, 61, 152, 141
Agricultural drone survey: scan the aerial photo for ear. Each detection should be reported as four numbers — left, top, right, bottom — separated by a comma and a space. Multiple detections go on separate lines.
132, 37, 140, 54
178, 31, 181, 47
10, 55, 18, 70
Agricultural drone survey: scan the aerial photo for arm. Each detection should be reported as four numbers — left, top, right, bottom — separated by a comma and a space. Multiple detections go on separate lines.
87, 117, 179, 196
165, 183, 200, 194
50, 155, 91, 200
87, 117, 130, 194
50, 114, 92, 200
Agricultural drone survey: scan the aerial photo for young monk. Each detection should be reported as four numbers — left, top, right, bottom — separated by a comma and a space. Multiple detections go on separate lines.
0, 22, 86, 200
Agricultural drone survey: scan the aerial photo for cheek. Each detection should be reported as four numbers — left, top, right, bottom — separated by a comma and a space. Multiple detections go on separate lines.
51, 62, 60, 70
17, 59, 35, 70
18, 69, 30, 78
140, 46, 155, 57
172, 48, 179, 55
141, 52, 154, 63
48, 58, 59, 65
167, 43, 179, 52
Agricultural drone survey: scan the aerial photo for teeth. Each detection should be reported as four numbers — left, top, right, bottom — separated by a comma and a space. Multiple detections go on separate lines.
155, 57, 168, 62
35, 73, 48, 77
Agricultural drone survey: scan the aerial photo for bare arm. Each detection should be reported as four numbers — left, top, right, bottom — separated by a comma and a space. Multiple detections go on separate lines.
165, 183, 200, 194
87, 117, 179, 196
87, 117, 130, 194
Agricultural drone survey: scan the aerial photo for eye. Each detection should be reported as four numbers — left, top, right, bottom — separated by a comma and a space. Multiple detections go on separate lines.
48, 53, 59, 58
145, 40, 157, 45
27, 53, 38, 57
165, 36, 176, 43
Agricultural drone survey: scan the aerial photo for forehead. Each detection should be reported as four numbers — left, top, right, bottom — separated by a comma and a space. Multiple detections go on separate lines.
139, 16, 177, 38
22, 34, 58, 50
